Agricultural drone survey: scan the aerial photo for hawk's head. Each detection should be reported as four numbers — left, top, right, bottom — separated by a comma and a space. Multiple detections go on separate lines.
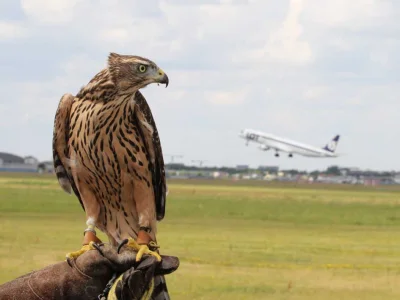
107, 52, 169, 91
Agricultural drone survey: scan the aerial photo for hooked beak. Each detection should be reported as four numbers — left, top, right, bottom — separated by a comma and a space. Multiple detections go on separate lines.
155, 68, 169, 87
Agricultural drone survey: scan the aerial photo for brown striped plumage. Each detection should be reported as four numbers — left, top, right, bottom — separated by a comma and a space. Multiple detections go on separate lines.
52, 53, 170, 299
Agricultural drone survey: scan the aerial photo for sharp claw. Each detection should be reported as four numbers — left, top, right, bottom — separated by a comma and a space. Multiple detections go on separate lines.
117, 239, 129, 253
91, 242, 104, 256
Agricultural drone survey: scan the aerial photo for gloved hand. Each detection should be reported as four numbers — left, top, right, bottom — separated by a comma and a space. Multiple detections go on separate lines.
0, 242, 179, 300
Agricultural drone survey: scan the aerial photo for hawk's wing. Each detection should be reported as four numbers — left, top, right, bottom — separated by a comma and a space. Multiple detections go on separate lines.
52, 93, 84, 210
133, 91, 167, 221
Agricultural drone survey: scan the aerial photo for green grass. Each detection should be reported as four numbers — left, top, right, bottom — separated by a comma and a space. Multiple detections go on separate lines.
1, 175, 400, 299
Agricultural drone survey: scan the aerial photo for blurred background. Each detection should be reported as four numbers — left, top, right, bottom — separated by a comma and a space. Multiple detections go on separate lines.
1, 1, 400, 299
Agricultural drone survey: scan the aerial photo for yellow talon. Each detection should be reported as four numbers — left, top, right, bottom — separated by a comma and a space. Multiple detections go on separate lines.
126, 238, 162, 262
66, 241, 96, 259
136, 244, 161, 262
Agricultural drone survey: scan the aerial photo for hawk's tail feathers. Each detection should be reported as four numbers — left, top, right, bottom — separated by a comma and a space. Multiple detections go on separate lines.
53, 93, 76, 195
53, 153, 72, 194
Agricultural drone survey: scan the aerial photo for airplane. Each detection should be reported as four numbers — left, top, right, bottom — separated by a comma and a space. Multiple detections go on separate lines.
238, 128, 341, 158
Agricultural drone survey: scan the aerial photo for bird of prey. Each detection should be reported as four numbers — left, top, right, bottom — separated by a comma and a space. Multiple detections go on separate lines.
52, 53, 170, 298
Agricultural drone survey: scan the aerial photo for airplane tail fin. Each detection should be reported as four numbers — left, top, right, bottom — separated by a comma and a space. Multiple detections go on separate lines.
322, 135, 340, 153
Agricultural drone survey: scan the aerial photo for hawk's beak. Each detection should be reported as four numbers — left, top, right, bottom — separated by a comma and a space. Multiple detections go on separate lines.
155, 69, 169, 87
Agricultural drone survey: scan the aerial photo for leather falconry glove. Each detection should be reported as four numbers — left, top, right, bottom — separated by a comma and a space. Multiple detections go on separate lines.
0, 242, 179, 300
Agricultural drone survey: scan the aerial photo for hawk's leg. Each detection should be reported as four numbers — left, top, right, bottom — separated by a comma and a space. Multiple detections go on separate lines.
66, 218, 103, 259
128, 180, 161, 262
66, 188, 102, 259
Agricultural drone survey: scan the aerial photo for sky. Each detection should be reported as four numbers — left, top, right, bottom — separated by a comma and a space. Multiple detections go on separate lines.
0, 0, 399, 171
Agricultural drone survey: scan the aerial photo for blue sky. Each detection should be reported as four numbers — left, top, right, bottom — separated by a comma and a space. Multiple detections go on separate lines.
0, 0, 399, 171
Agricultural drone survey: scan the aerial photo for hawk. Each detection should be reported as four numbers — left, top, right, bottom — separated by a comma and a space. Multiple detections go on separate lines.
52, 53, 170, 298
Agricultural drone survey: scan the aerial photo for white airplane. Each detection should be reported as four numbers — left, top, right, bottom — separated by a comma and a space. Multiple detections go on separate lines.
239, 129, 341, 158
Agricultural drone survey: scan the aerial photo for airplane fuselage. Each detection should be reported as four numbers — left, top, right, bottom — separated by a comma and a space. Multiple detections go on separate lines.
239, 129, 339, 158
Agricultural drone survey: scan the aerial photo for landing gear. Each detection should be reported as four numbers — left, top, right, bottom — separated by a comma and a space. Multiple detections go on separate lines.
275, 153, 279, 157
288, 153, 293, 158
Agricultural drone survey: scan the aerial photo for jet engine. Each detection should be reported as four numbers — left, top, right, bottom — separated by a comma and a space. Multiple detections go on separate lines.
258, 145, 270, 151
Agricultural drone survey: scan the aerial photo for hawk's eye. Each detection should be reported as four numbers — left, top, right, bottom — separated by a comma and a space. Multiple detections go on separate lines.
138, 65, 147, 73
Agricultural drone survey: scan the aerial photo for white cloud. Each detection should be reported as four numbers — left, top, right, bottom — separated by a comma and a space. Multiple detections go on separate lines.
304, 0, 394, 29
369, 50, 389, 67
328, 38, 353, 51
60, 54, 100, 74
303, 86, 329, 101
232, 0, 312, 66
0, 22, 26, 39
265, 0, 312, 65
206, 88, 248, 105
21, 0, 83, 23
99, 28, 130, 42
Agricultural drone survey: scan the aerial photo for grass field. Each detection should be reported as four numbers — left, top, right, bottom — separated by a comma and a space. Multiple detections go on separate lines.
1, 174, 400, 299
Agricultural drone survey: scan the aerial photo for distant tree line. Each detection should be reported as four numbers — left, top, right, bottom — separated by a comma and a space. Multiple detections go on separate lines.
165, 163, 397, 178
